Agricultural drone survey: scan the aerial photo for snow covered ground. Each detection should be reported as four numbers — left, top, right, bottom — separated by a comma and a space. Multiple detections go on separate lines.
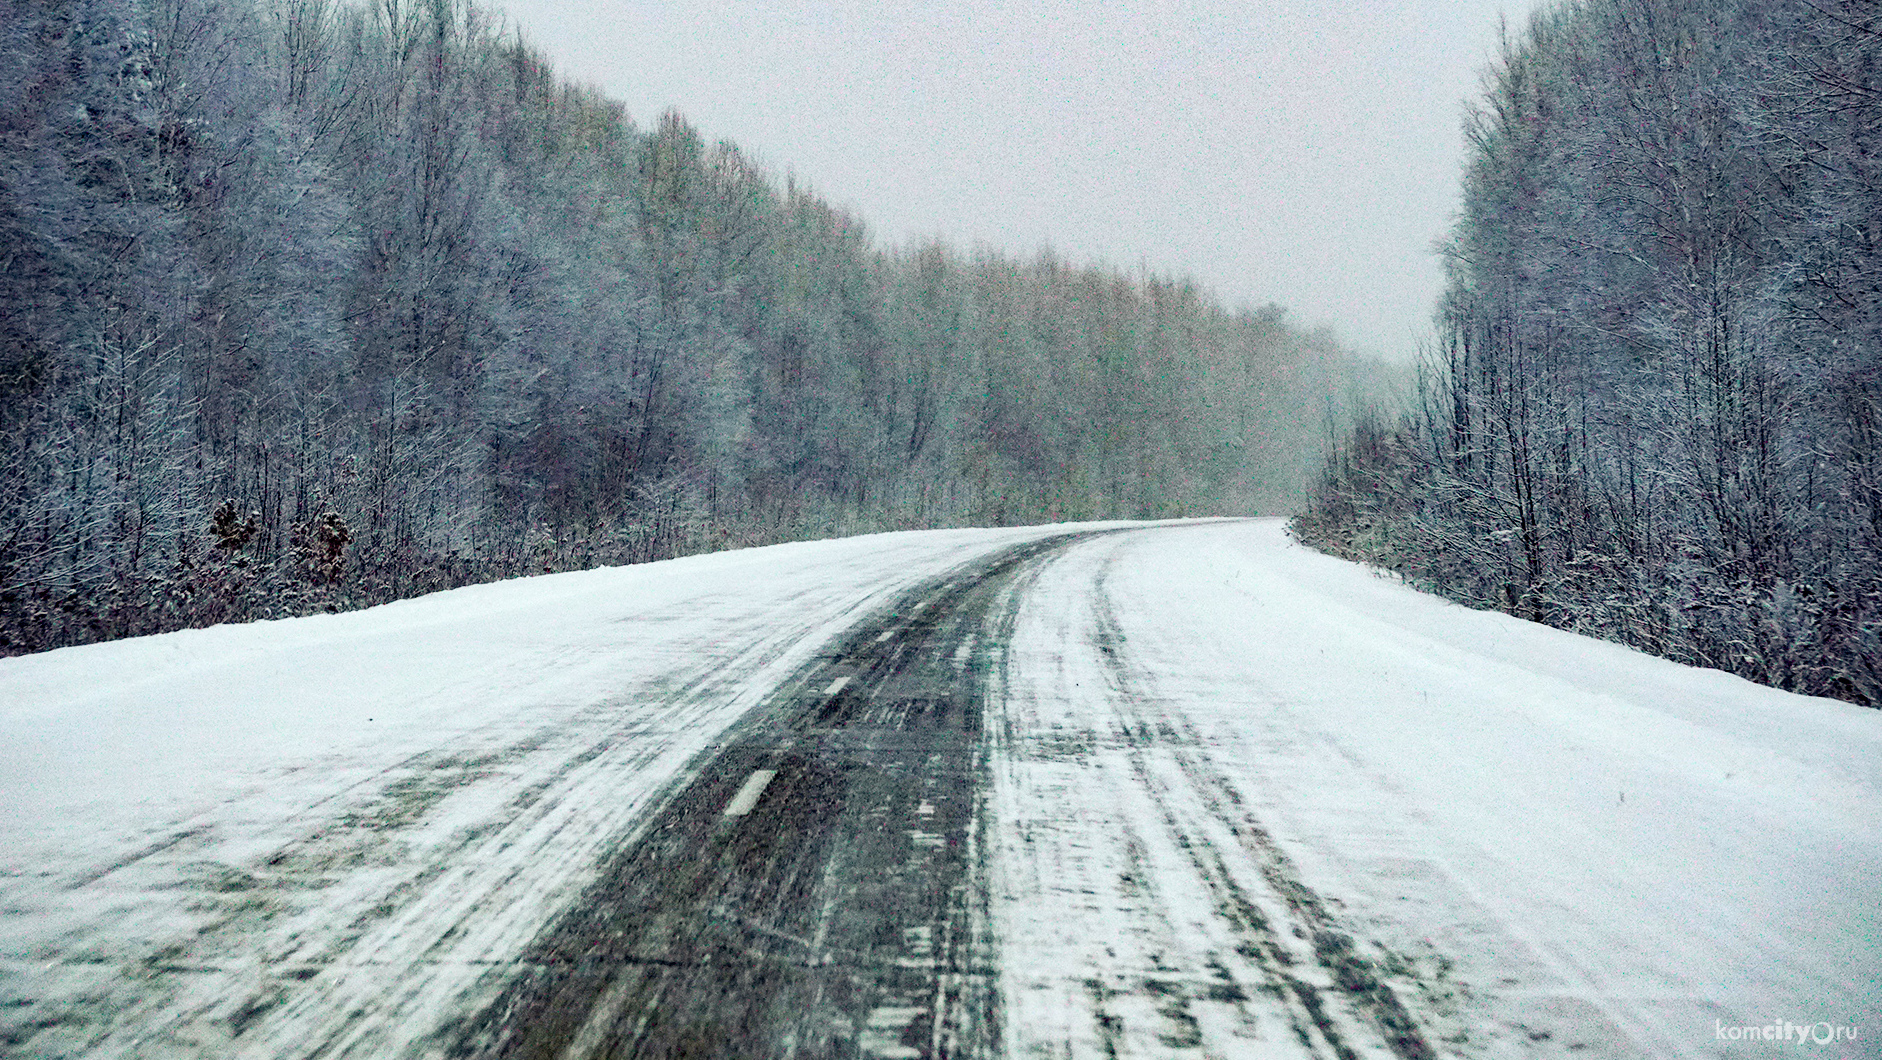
989, 521, 1881, 1059
2, 518, 1876, 1059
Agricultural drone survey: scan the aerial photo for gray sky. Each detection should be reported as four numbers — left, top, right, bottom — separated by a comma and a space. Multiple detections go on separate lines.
488, 0, 1546, 361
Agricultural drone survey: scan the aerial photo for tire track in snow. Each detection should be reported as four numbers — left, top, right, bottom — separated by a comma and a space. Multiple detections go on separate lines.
987, 529, 1442, 1059
1078, 524, 1753, 1059
1086, 556, 1434, 1060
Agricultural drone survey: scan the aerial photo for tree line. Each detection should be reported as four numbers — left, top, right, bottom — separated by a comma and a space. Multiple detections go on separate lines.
0, 0, 1383, 654
1296, 0, 1882, 705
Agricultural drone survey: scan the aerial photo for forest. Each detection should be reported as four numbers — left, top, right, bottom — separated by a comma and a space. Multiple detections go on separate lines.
1296, 0, 1882, 705
0, 0, 1385, 654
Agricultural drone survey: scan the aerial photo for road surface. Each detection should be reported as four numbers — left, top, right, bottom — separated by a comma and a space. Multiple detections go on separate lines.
452, 532, 1085, 1059
2, 521, 1876, 1060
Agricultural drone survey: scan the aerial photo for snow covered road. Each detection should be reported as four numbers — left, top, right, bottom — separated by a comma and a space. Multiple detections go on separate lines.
2, 520, 1877, 1059
0, 525, 1097, 1058
990, 524, 1880, 1060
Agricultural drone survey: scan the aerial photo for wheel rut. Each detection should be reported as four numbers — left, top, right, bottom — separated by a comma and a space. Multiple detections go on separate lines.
1084, 553, 1438, 1060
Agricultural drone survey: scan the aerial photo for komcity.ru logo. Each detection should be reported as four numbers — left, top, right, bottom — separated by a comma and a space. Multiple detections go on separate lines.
1715, 1020, 1860, 1046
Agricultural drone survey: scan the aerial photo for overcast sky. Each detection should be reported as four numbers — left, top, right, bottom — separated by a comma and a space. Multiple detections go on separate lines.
487, 0, 1548, 362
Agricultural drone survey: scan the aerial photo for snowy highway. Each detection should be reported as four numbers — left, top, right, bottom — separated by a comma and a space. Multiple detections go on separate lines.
2, 520, 1878, 1059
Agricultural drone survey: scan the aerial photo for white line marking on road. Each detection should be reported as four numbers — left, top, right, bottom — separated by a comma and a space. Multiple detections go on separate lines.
876, 630, 896, 643
860, 1004, 927, 1059
723, 769, 778, 817
823, 676, 850, 696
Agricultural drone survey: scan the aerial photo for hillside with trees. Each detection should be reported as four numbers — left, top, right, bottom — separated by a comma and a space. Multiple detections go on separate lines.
0, 0, 1383, 654
1295, 0, 1882, 705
